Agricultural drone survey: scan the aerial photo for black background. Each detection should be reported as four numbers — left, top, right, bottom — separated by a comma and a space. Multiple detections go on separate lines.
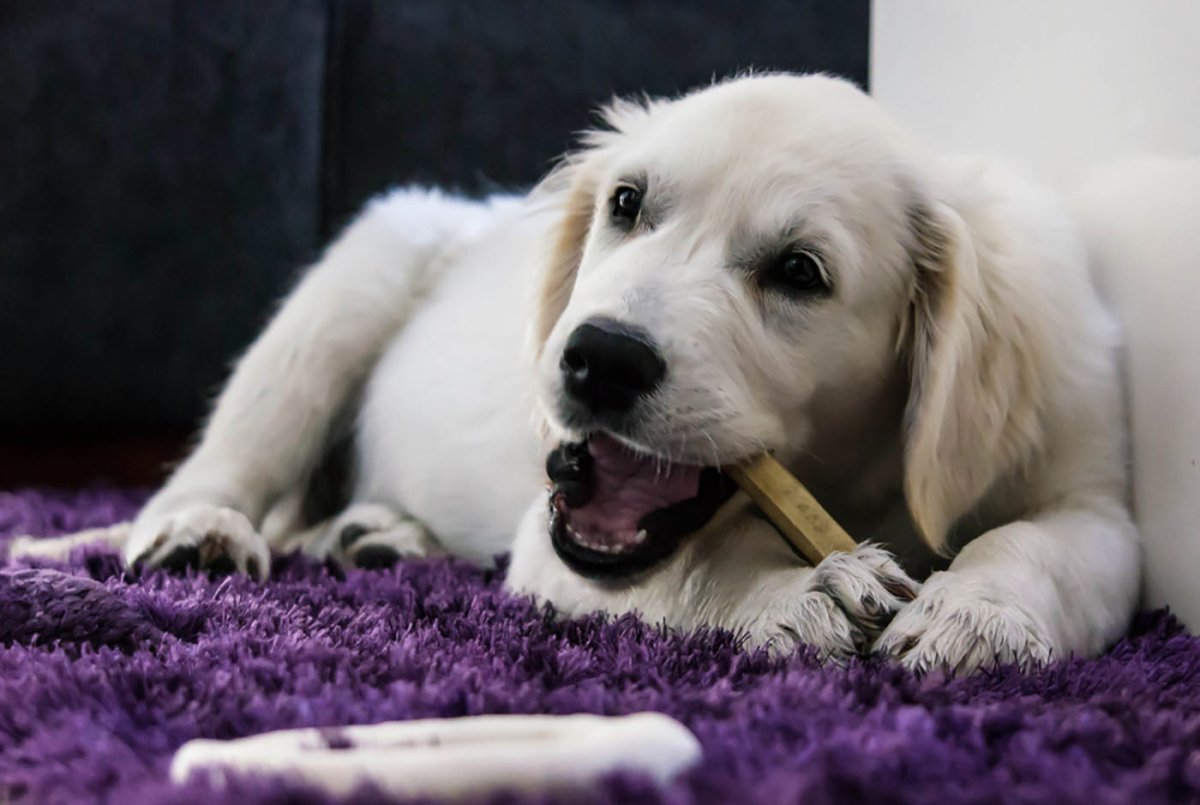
0, 0, 868, 478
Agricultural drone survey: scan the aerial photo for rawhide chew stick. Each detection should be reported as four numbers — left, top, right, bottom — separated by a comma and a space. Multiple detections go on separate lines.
171, 712, 700, 798
725, 453, 857, 565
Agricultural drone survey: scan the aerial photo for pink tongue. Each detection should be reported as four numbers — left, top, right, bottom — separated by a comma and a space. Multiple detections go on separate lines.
565, 434, 702, 547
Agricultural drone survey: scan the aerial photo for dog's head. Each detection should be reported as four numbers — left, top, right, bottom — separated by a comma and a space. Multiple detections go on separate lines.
531, 74, 1043, 577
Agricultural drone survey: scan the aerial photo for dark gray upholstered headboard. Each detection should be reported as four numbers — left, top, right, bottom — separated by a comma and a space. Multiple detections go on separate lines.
0, 1, 868, 446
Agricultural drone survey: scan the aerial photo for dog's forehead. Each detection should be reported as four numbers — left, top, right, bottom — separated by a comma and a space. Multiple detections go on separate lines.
620, 76, 910, 207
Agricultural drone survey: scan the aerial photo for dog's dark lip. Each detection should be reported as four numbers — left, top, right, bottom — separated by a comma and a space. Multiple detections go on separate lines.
545, 439, 593, 507
548, 456, 737, 581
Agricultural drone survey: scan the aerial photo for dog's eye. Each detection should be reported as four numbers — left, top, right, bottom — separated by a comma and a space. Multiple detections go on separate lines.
610, 186, 642, 224
765, 251, 827, 294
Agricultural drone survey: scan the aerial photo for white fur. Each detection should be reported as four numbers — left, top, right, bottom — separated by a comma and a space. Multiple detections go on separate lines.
23, 74, 1138, 674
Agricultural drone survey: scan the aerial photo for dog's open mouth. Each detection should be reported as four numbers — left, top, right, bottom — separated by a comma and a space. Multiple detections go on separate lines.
546, 433, 737, 579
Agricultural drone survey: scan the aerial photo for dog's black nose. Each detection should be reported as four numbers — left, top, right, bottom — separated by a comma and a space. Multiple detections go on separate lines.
560, 319, 666, 414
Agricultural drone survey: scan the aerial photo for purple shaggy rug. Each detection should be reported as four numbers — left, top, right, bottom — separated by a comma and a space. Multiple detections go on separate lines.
2, 488, 1200, 804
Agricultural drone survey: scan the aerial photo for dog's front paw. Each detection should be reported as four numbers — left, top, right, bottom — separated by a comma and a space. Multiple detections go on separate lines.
874, 573, 1054, 674
751, 544, 919, 662
127, 505, 270, 581
328, 503, 442, 570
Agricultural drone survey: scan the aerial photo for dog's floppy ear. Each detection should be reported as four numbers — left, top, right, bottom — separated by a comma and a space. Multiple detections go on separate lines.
529, 95, 654, 358
902, 197, 1045, 555
530, 164, 598, 358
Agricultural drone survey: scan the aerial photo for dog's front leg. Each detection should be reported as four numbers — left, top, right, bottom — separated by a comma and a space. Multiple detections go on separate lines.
125, 191, 464, 577
875, 503, 1140, 673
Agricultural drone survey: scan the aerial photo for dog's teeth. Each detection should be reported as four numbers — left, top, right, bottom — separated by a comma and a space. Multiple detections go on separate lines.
565, 524, 640, 554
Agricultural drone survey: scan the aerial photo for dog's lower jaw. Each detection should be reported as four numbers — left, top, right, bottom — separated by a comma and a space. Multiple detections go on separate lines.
548, 499, 677, 583
507, 491, 749, 615
506, 495, 920, 661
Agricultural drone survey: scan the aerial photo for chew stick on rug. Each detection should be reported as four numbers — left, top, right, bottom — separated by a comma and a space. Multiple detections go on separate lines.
725, 454, 857, 565
171, 713, 699, 799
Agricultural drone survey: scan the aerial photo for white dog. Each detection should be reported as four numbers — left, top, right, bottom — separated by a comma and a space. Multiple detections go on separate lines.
77, 74, 1138, 672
